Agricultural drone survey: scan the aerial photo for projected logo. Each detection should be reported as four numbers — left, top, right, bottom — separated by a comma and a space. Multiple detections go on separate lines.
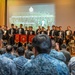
29, 7, 34, 12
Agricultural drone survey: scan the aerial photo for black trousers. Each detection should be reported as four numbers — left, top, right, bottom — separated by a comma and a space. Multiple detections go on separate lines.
9, 36, 15, 45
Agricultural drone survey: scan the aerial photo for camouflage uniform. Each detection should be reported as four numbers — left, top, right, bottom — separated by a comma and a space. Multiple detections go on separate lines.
68, 57, 75, 75
2, 53, 16, 59
50, 49, 66, 62
13, 56, 28, 75
21, 54, 69, 75
0, 55, 17, 75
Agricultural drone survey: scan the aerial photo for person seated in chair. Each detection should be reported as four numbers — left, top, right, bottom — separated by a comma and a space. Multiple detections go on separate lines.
21, 34, 69, 75
13, 47, 28, 75
2, 45, 16, 60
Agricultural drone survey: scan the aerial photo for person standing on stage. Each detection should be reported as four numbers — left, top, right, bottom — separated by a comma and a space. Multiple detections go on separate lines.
0, 26, 4, 47
36, 26, 41, 34
28, 26, 35, 35
2, 26, 9, 44
8, 24, 16, 45
17, 24, 25, 34
40, 27, 47, 34
46, 26, 50, 36
24, 26, 29, 44
15, 26, 18, 34
57, 26, 65, 49
50, 25, 56, 40
65, 26, 72, 45
24, 26, 29, 35
17, 24, 25, 46
55, 26, 60, 42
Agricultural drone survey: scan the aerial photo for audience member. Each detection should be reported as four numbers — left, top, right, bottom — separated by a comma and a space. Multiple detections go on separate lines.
0, 48, 6, 55
68, 57, 75, 75
13, 47, 28, 75
21, 34, 69, 75
25, 44, 33, 59
50, 39, 66, 62
36, 26, 41, 34
0, 55, 17, 75
12, 44, 18, 57
61, 44, 71, 65
2, 45, 16, 59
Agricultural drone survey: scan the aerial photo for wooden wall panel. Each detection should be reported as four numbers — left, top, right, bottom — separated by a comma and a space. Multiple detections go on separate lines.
0, 0, 5, 26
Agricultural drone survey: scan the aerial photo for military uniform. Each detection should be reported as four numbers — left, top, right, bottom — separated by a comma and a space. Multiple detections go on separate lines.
2, 53, 16, 60
0, 55, 17, 75
68, 57, 75, 75
51, 55, 70, 75
50, 49, 66, 62
21, 54, 69, 75
13, 56, 28, 75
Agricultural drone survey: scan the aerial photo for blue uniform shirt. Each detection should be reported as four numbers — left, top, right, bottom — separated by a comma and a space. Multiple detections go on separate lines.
0, 55, 17, 75
13, 56, 28, 75
50, 55, 70, 75
2, 53, 16, 60
50, 49, 66, 62
21, 54, 69, 75
68, 57, 75, 75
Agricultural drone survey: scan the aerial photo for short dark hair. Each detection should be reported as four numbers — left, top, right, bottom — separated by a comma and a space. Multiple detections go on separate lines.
20, 24, 23, 26
51, 39, 56, 49
61, 44, 67, 49
32, 34, 52, 54
52, 25, 55, 27
17, 47, 25, 56
3, 41, 7, 46
6, 45, 12, 53
11, 24, 14, 26
27, 44, 33, 51
0, 48, 6, 55
13, 45, 18, 51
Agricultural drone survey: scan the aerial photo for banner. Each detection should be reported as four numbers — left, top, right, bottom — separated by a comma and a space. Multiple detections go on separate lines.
29, 35, 35, 43
15, 34, 20, 43
20, 35, 27, 44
